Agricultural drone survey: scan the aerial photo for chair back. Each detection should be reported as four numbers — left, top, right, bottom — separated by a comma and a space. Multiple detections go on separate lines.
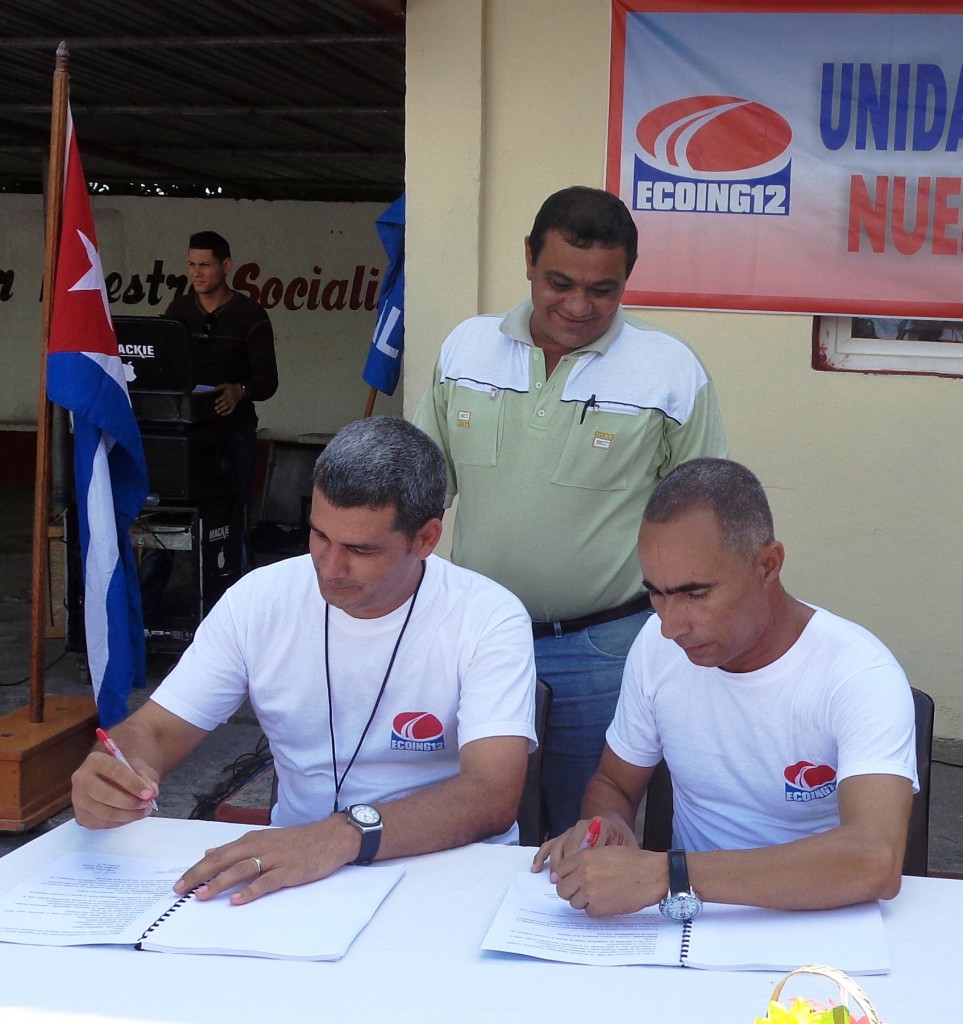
640, 758, 674, 852
903, 686, 934, 876
641, 686, 935, 878
516, 679, 553, 847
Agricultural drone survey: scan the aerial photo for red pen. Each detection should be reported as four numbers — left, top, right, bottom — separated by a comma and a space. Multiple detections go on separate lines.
96, 727, 158, 811
578, 817, 602, 850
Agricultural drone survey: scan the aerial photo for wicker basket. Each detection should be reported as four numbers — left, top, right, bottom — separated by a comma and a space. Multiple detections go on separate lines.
768, 965, 886, 1024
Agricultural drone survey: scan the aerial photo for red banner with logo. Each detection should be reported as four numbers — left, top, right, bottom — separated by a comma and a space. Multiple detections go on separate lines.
608, 1, 963, 316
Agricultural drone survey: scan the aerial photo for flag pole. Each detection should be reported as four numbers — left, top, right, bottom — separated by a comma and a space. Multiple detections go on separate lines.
30, 42, 70, 724
0, 43, 97, 832
362, 385, 378, 418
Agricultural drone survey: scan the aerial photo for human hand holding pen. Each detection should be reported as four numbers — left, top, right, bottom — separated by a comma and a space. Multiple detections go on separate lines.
579, 817, 602, 850
70, 730, 160, 829
96, 728, 159, 811
531, 815, 638, 879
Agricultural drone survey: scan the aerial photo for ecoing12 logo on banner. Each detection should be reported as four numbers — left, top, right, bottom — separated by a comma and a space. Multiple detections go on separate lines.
633, 96, 793, 216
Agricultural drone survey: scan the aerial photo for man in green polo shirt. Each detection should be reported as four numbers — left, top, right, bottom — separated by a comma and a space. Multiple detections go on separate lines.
413, 186, 727, 837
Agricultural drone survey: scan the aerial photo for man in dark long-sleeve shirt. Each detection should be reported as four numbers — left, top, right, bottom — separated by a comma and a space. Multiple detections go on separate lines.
165, 230, 278, 523
165, 231, 278, 431
142, 232, 278, 615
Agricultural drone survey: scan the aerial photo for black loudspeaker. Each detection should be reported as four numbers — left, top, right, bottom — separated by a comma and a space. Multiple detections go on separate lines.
259, 440, 327, 526
139, 424, 231, 504
133, 501, 239, 648
251, 439, 329, 557
114, 315, 231, 505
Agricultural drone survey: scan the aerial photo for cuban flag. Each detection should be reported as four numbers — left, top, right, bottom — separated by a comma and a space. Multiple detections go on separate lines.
362, 194, 405, 396
46, 106, 148, 729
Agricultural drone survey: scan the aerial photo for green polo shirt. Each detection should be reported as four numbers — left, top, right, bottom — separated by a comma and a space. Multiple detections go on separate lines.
414, 300, 727, 621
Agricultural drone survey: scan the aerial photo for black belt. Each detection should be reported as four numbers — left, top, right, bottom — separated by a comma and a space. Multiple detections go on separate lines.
531, 594, 652, 640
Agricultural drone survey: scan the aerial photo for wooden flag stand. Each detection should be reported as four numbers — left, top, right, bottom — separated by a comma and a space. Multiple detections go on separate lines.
0, 43, 98, 831
0, 698, 99, 831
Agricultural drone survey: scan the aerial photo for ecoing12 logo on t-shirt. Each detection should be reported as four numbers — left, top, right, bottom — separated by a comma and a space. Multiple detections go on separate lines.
633, 96, 792, 216
784, 760, 837, 802
391, 712, 445, 751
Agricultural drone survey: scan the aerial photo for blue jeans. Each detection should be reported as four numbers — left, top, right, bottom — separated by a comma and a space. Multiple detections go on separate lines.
534, 608, 653, 839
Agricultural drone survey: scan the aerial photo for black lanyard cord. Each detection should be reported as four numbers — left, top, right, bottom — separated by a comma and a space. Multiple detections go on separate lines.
325, 561, 426, 814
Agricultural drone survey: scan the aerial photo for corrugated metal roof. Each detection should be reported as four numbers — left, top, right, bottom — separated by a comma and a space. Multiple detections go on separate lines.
0, 0, 405, 200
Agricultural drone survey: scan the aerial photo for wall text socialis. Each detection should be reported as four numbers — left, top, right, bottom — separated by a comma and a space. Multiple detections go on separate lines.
0, 260, 383, 310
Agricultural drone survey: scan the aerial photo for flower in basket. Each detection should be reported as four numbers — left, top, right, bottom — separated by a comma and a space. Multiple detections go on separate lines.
755, 996, 869, 1024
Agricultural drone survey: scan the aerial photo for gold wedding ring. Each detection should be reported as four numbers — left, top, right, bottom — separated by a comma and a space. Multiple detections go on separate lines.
250, 856, 263, 878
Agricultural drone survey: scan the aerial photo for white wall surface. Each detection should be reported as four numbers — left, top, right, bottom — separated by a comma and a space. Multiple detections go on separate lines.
404, 0, 963, 736
0, 194, 403, 440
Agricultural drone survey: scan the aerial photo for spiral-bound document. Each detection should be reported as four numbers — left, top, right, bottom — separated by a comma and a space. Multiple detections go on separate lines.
0, 850, 404, 961
482, 871, 891, 974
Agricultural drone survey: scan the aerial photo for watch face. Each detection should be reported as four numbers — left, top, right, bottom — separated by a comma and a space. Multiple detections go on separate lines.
661, 892, 703, 922
350, 804, 381, 825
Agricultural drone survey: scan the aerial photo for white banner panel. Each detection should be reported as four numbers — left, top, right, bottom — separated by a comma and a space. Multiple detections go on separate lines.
608, 2, 963, 316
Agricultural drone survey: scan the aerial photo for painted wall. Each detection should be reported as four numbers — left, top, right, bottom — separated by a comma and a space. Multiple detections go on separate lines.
0, 195, 403, 441
404, 0, 963, 736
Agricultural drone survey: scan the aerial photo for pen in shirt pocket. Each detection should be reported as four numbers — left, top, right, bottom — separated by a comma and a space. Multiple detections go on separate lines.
580, 394, 598, 424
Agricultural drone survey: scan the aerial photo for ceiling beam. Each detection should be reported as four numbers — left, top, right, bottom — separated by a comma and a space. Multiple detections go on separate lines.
0, 105, 402, 117
0, 33, 403, 51
0, 146, 402, 159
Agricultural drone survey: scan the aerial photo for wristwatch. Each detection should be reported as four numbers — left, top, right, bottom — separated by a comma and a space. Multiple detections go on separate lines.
344, 804, 383, 865
659, 848, 703, 922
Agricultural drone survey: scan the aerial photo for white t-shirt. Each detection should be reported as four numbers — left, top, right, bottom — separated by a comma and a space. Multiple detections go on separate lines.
607, 606, 918, 851
152, 553, 537, 834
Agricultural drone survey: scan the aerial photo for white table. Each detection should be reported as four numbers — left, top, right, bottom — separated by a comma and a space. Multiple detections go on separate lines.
0, 817, 956, 1023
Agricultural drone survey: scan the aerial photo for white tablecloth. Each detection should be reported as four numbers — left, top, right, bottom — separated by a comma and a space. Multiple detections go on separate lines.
0, 816, 955, 1023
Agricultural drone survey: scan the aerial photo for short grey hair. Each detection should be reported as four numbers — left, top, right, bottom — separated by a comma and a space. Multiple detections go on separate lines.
643, 458, 775, 563
311, 417, 446, 538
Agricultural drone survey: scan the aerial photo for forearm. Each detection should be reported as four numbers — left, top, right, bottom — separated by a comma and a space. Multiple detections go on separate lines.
105, 707, 203, 780
73, 703, 207, 828
260, 766, 520, 872
241, 369, 277, 401
550, 766, 912, 916
375, 781, 515, 860
582, 771, 642, 832
243, 323, 278, 399
688, 825, 905, 910
548, 825, 904, 919
176, 737, 528, 904
374, 733, 528, 860
688, 773, 913, 910
174, 775, 521, 907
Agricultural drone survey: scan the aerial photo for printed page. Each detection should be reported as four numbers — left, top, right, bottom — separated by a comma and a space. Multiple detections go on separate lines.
139, 862, 406, 961
0, 852, 187, 946
483, 873, 892, 974
685, 900, 891, 975
481, 870, 684, 966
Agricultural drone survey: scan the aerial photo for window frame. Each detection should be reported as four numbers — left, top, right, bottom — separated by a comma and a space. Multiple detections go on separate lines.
813, 317, 963, 377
